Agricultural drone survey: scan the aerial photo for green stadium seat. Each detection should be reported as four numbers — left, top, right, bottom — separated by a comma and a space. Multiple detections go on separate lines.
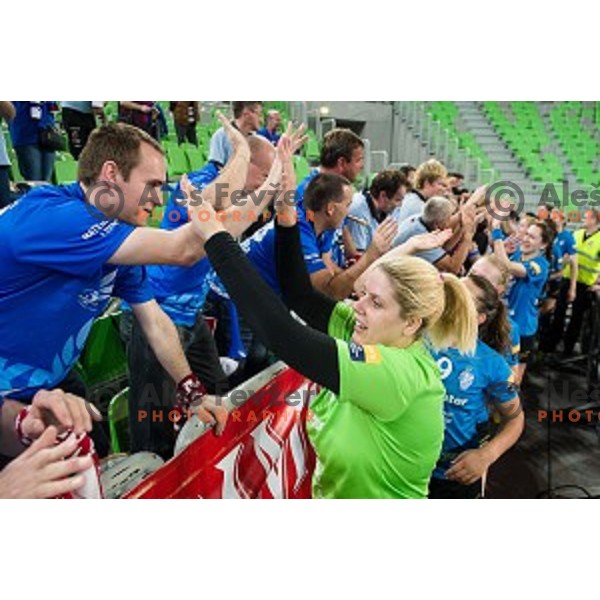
77, 313, 128, 390
166, 146, 189, 179
54, 159, 78, 184
108, 387, 130, 454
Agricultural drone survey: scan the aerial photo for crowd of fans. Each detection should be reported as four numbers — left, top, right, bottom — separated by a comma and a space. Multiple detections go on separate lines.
1, 100, 599, 499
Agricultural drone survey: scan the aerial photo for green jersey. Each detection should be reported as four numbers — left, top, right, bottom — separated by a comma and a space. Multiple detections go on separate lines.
307, 302, 445, 499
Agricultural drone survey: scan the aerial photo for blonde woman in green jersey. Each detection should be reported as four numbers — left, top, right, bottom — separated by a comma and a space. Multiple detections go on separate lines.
194, 136, 479, 498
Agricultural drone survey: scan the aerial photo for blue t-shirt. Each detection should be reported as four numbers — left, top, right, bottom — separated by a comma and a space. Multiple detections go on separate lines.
257, 127, 280, 145
431, 340, 516, 479
208, 127, 232, 167
9, 102, 56, 147
207, 207, 335, 298
295, 168, 339, 256
347, 190, 379, 251
507, 254, 549, 336
0, 183, 153, 402
295, 168, 319, 207
551, 229, 577, 275
393, 214, 447, 264
143, 162, 220, 326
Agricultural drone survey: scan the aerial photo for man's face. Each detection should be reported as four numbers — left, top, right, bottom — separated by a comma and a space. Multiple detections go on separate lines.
339, 146, 365, 183
244, 145, 275, 191
422, 177, 447, 199
269, 112, 281, 132
328, 184, 353, 229
242, 104, 263, 132
115, 143, 166, 226
377, 184, 406, 215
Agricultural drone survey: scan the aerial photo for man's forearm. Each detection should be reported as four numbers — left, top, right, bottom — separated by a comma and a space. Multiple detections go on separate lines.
137, 309, 192, 385
440, 233, 473, 274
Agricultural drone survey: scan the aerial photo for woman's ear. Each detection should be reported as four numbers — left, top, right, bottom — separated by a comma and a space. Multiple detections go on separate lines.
403, 316, 423, 338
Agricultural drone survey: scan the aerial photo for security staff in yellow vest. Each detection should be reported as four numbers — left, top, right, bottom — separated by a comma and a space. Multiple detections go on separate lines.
549, 209, 600, 356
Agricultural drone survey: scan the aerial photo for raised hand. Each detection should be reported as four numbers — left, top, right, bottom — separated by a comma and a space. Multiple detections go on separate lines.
274, 131, 298, 227
408, 228, 453, 253
371, 217, 399, 256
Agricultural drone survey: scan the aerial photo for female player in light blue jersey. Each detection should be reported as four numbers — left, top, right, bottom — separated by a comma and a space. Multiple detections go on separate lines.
429, 273, 524, 498
491, 219, 553, 384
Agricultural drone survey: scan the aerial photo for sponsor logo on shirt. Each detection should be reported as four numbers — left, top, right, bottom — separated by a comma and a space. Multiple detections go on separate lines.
347, 342, 382, 364
81, 220, 119, 240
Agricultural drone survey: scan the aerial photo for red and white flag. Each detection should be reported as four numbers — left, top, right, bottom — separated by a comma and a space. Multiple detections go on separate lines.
125, 366, 316, 499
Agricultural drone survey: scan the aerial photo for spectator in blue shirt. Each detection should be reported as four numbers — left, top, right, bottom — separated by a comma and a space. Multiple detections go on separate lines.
257, 109, 282, 145
0, 115, 254, 455
347, 169, 408, 252
8, 101, 58, 182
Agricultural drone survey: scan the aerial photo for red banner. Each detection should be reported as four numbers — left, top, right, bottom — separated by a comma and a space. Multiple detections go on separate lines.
125, 367, 317, 499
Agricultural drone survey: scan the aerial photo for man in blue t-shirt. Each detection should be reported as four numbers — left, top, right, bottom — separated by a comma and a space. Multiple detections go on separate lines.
294, 128, 366, 270
124, 134, 278, 437
347, 169, 407, 252
0, 116, 255, 457
257, 109, 282, 146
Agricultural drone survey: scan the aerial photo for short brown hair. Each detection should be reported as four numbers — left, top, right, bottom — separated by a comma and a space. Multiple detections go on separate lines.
370, 169, 407, 199
320, 128, 364, 168
78, 123, 164, 186
232, 101, 262, 119
303, 173, 351, 213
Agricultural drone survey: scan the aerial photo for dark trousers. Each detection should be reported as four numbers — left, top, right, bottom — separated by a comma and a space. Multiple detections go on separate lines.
175, 123, 198, 146
428, 477, 481, 499
0, 165, 11, 208
549, 279, 592, 353
123, 312, 229, 460
62, 108, 96, 159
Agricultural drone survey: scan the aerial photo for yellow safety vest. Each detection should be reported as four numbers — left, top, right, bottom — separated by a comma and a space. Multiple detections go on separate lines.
564, 228, 600, 286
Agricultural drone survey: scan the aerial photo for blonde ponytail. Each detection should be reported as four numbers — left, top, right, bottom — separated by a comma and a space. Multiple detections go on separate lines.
428, 273, 478, 354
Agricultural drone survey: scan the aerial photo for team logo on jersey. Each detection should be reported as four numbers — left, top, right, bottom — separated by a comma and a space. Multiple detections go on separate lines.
347, 342, 382, 364
77, 271, 116, 311
458, 368, 475, 391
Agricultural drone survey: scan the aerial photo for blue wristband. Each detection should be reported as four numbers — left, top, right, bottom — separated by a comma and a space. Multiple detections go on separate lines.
491, 228, 504, 242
